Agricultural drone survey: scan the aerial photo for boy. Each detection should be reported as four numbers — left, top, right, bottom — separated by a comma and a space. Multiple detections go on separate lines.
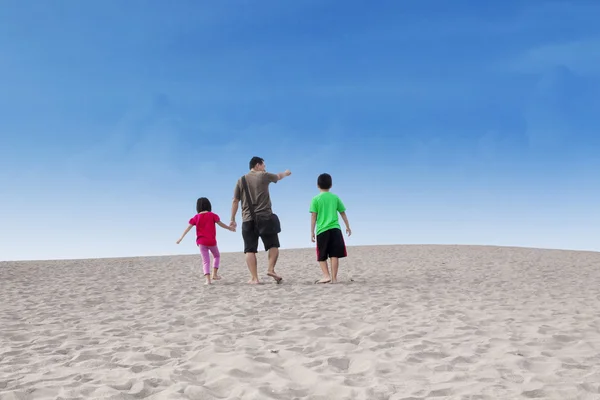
309, 173, 351, 284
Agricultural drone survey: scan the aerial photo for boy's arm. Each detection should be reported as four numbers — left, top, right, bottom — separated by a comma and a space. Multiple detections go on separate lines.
217, 220, 235, 231
176, 224, 193, 244
337, 196, 351, 236
340, 211, 351, 236
310, 212, 317, 242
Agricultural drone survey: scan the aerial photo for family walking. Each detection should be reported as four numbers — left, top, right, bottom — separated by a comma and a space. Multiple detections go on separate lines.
176, 156, 352, 285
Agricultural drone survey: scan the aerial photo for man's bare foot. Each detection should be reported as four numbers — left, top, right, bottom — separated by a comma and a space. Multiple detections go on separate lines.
267, 271, 283, 283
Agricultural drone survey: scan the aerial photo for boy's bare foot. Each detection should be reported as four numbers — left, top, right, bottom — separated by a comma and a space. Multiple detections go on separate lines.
267, 271, 283, 283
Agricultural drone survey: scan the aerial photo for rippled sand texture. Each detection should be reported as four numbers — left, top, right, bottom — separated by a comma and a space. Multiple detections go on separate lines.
2, 245, 600, 400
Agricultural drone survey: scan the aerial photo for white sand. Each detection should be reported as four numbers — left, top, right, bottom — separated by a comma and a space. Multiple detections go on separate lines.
1, 244, 600, 400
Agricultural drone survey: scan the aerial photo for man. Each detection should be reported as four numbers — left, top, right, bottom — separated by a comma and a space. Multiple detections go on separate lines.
230, 156, 292, 284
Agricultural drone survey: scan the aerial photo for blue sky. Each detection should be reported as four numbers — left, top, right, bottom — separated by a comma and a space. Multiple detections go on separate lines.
2, 0, 599, 261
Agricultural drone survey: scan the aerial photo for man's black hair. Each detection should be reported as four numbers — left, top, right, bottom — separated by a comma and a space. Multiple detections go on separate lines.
249, 156, 264, 170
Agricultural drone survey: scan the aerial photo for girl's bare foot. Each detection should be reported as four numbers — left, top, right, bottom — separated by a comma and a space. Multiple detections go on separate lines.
212, 274, 221, 280
248, 278, 260, 284
205, 275, 211, 285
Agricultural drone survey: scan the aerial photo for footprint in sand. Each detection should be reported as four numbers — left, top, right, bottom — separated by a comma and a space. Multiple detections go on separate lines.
109, 379, 135, 391
405, 356, 424, 364
402, 332, 427, 340
184, 385, 217, 400
126, 378, 163, 398
343, 374, 373, 388
227, 368, 257, 379
579, 382, 600, 394
562, 362, 590, 370
500, 371, 524, 383
427, 388, 454, 397
414, 351, 450, 360
340, 320, 363, 330
327, 356, 350, 371
522, 389, 546, 398
144, 353, 170, 362
449, 355, 476, 365
552, 334, 580, 343
369, 331, 391, 342
306, 326, 333, 337
203, 377, 237, 398
303, 359, 323, 368
433, 364, 454, 372
258, 384, 310, 399
129, 365, 147, 373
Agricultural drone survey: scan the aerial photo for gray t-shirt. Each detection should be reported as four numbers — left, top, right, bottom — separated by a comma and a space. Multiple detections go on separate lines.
234, 171, 279, 222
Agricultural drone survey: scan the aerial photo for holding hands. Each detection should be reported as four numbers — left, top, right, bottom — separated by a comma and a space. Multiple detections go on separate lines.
217, 221, 236, 232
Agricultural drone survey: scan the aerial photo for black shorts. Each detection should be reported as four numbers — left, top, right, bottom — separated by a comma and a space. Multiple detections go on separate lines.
316, 228, 347, 261
242, 220, 280, 253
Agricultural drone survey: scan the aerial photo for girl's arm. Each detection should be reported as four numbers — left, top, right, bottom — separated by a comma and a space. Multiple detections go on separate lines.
176, 224, 193, 244
217, 221, 235, 232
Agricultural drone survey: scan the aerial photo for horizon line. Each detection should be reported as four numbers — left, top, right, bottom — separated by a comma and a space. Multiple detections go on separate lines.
2, 243, 599, 263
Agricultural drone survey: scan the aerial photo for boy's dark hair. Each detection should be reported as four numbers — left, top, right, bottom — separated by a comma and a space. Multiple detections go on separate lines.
249, 156, 264, 170
196, 197, 212, 213
317, 173, 333, 189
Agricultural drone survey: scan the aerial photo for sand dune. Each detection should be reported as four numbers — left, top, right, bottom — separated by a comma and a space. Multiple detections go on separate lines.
1, 245, 600, 399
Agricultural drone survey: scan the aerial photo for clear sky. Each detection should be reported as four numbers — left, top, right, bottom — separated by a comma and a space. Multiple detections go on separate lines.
2, 0, 599, 261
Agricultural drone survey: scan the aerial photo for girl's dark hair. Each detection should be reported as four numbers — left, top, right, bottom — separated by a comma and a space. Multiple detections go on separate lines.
196, 197, 212, 213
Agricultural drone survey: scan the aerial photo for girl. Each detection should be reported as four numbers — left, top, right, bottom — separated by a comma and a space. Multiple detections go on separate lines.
176, 197, 235, 285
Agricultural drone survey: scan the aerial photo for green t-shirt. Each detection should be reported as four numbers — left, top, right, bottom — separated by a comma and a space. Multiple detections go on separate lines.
309, 191, 346, 236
